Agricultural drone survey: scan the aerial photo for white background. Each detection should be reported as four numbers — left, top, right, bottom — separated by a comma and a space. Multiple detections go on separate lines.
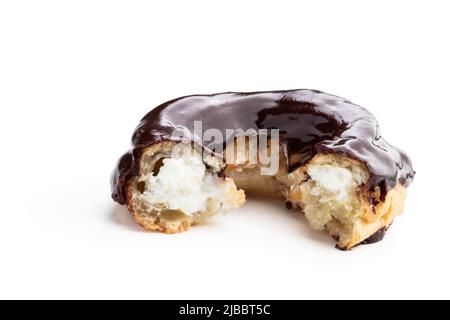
0, 0, 449, 299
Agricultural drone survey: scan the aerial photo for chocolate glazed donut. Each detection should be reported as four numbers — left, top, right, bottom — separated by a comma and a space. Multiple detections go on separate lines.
111, 89, 414, 250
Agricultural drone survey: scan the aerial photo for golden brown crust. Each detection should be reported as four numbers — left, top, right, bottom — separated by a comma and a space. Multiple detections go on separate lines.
335, 184, 406, 249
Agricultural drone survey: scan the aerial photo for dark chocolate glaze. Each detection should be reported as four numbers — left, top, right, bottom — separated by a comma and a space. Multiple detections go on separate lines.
335, 227, 388, 250
111, 89, 414, 205
361, 227, 388, 245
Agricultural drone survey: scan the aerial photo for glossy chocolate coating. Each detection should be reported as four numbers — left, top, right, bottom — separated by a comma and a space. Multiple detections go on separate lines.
111, 89, 414, 204
361, 227, 388, 245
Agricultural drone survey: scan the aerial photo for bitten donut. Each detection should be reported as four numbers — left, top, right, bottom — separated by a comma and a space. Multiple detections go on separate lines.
111, 89, 414, 250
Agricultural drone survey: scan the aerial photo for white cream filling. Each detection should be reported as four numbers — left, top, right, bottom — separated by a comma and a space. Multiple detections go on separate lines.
307, 165, 364, 201
143, 152, 227, 215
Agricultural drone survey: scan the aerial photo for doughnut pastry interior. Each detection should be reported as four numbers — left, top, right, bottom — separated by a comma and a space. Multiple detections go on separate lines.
124, 142, 245, 233
111, 90, 414, 250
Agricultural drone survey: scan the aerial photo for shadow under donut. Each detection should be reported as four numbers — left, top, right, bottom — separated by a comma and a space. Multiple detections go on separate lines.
109, 195, 335, 248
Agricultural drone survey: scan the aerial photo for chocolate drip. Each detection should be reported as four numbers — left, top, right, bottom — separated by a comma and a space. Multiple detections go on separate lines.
111, 89, 414, 204
361, 227, 388, 245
